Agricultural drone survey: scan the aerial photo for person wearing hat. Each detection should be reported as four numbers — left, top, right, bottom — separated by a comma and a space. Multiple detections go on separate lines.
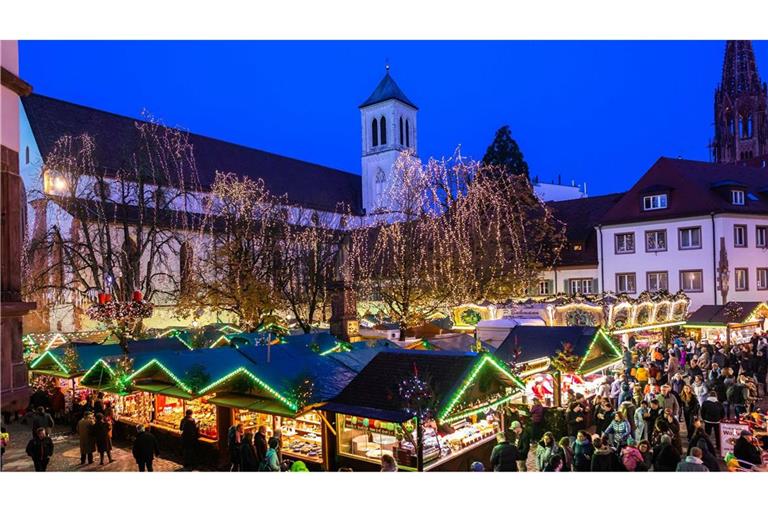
470, 461, 485, 472
77, 411, 96, 465
733, 430, 763, 467
506, 420, 530, 472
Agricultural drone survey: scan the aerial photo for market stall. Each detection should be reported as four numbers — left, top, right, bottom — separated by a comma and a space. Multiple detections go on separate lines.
494, 326, 623, 406
322, 350, 525, 471
686, 302, 768, 345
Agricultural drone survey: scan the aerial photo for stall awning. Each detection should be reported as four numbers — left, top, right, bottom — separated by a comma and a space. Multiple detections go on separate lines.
134, 382, 194, 400
320, 402, 414, 423
209, 393, 295, 417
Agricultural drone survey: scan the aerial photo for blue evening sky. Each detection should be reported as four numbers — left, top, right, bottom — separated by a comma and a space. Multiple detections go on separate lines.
19, 41, 768, 196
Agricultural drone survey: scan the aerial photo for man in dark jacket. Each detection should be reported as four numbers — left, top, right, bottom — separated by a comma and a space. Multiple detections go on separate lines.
179, 409, 199, 469
132, 425, 160, 472
733, 430, 763, 468
700, 392, 724, 450
29, 406, 54, 437
506, 421, 531, 472
490, 432, 518, 471
254, 425, 268, 463
25, 427, 54, 472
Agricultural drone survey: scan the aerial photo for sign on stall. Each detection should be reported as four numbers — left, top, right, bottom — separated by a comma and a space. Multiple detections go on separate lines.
719, 422, 746, 458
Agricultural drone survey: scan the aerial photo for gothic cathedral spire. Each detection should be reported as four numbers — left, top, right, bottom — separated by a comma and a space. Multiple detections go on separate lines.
712, 40, 768, 164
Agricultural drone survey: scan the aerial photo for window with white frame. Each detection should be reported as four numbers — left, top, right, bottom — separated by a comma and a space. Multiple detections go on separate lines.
757, 268, 768, 290
678, 227, 702, 249
734, 225, 747, 247
616, 273, 636, 294
570, 279, 593, 295
646, 271, 668, 292
538, 280, 552, 296
614, 233, 635, 254
642, 194, 667, 211
680, 270, 704, 292
645, 230, 667, 252
757, 226, 767, 248
731, 190, 745, 205
735, 268, 748, 291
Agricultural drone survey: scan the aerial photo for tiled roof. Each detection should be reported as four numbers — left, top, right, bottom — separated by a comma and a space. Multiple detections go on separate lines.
548, 193, 624, 267
359, 71, 417, 109
600, 157, 768, 226
22, 94, 363, 214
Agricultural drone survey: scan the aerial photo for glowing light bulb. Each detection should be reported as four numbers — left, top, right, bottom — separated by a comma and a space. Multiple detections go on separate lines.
54, 176, 67, 191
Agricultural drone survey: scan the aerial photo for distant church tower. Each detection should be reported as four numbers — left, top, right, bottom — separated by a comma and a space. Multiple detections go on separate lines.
712, 40, 768, 164
360, 65, 418, 214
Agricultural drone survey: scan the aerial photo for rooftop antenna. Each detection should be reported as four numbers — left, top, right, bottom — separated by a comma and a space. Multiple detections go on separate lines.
385, 58, 390, 74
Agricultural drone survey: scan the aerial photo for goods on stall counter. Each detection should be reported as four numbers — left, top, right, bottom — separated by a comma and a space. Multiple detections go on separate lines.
441, 418, 498, 452
155, 397, 218, 439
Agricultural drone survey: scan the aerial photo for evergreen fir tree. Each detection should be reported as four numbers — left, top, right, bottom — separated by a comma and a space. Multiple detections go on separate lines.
481, 125, 529, 179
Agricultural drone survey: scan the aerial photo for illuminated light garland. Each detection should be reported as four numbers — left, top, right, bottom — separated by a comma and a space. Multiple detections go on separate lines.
80, 358, 116, 383
575, 329, 623, 375
209, 335, 230, 348
174, 334, 195, 350
441, 391, 523, 423
438, 353, 525, 421
128, 359, 194, 394
29, 351, 70, 374
197, 367, 298, 411
610, 320, 686, 335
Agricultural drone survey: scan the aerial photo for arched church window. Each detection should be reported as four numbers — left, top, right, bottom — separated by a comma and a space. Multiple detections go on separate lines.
746, 114, 753, 138
380, 116, 387, 145
399, 117, 404, 145
371, 119, 378, 147
405, 119, 410, 147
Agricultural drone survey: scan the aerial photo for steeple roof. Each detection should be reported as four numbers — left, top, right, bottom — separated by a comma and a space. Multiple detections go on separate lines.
359, 68, 418, 109
720, 40, 765, 97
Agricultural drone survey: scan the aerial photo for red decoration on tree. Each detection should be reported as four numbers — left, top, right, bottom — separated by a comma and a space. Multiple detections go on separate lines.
132, 290, 143, 302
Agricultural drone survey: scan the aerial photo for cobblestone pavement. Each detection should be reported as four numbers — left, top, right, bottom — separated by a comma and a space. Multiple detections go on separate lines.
1, 422, 182, 472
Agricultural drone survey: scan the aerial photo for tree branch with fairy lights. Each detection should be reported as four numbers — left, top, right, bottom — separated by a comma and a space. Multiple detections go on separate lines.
86, 291, 154, 353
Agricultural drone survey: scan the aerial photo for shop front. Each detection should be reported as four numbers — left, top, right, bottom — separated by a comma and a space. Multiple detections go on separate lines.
323, 350, 524, 471
686, 302, 768, 345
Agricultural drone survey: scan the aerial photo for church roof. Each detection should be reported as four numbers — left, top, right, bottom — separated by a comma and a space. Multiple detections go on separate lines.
22, 94, 363, 214
359, 70, 418, 109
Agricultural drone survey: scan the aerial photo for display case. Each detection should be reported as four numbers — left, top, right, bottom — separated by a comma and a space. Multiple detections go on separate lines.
337, 414, 408, 468
276, 412, 323, 463
154, 395, 218, 440
233, 409, 273, 435
114, 392, 153, 425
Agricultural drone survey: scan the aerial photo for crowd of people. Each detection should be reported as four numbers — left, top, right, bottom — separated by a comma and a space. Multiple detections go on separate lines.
225, 422, 305, 472
484, 332, 767, 472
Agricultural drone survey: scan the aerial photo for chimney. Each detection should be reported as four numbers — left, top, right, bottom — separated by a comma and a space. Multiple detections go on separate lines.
557, 174, 561, 185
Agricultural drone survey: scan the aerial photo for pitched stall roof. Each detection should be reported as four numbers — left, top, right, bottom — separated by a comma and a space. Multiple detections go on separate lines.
547, 193, 624, 267
22, 94, 363, 214
495, 326, 599, 363
599, 157, 768, 225
687, 302, 767, 326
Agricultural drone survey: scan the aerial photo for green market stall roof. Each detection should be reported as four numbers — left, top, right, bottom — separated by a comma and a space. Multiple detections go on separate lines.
686, 302, 768, 327
28, 337, 191, 378
321, 350, 524, 424
494, 326, 622, 376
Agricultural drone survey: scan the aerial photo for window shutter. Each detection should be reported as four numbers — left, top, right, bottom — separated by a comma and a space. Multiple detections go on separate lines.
547, 279, 554, 295
592, 279, 599, 294
563, 279, 570, 294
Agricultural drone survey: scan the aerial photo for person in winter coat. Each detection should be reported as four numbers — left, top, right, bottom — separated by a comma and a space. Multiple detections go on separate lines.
254, 425, 269, 463
676, 446, 709, 472
94, 392, 105, 416
228, 423, 243, 471
566, 401, 587, 438
259, 437, 281, 472
733, 430, 763, 467
652, 435, 680, 472
132, 424, 160, 472
77, 411, 95, 464
240, 432, 259, 471
507, 421, 531, 472
593, 399, 614, 434
28, 406, 54, 437
529, 398, 545, 441
535, 432, 561, 471
679, 385, 700, 441
635, 364, 649, 390
25, 427, 54, 472
179, 409, 199, 469
590, 437, 616, 472
604, 411, 632, 449
558, 437, 573, 472
658, 385, 680, 419
700, 391, 724, 451
633, 401, 650, 442
688, 426, 720, 472
93, 413, 113, 464
637, 440, 652, 471
572, 430, 593, 472
490, 432, 518, 471
692, 375, 708, 405
621, 438, 645, 471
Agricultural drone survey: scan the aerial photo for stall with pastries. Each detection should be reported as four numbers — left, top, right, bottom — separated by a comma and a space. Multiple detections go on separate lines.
494, 326, 623, 406
322, 350, 525, 471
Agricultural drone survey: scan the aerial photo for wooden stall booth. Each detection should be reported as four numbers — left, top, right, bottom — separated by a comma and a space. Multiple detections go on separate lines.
686, 302, 768, 345
494, 326, 623, 406
321, 350, 525, 472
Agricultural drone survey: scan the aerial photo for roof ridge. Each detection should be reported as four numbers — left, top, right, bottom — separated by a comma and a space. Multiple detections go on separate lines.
26, 93, 361, 181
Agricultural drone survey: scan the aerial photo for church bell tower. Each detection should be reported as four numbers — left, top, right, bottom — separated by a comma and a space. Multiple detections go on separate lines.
360, 65, 418, 214
712, 40, 768, 164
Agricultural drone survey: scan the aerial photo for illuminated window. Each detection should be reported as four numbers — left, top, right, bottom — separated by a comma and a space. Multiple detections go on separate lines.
679, 270, 703, 293
735, 268, 748, 291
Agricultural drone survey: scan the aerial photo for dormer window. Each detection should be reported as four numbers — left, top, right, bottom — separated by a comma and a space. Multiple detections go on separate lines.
731, 189, 745, 205
571, 243, 583, 252
643, 193, 667, 211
